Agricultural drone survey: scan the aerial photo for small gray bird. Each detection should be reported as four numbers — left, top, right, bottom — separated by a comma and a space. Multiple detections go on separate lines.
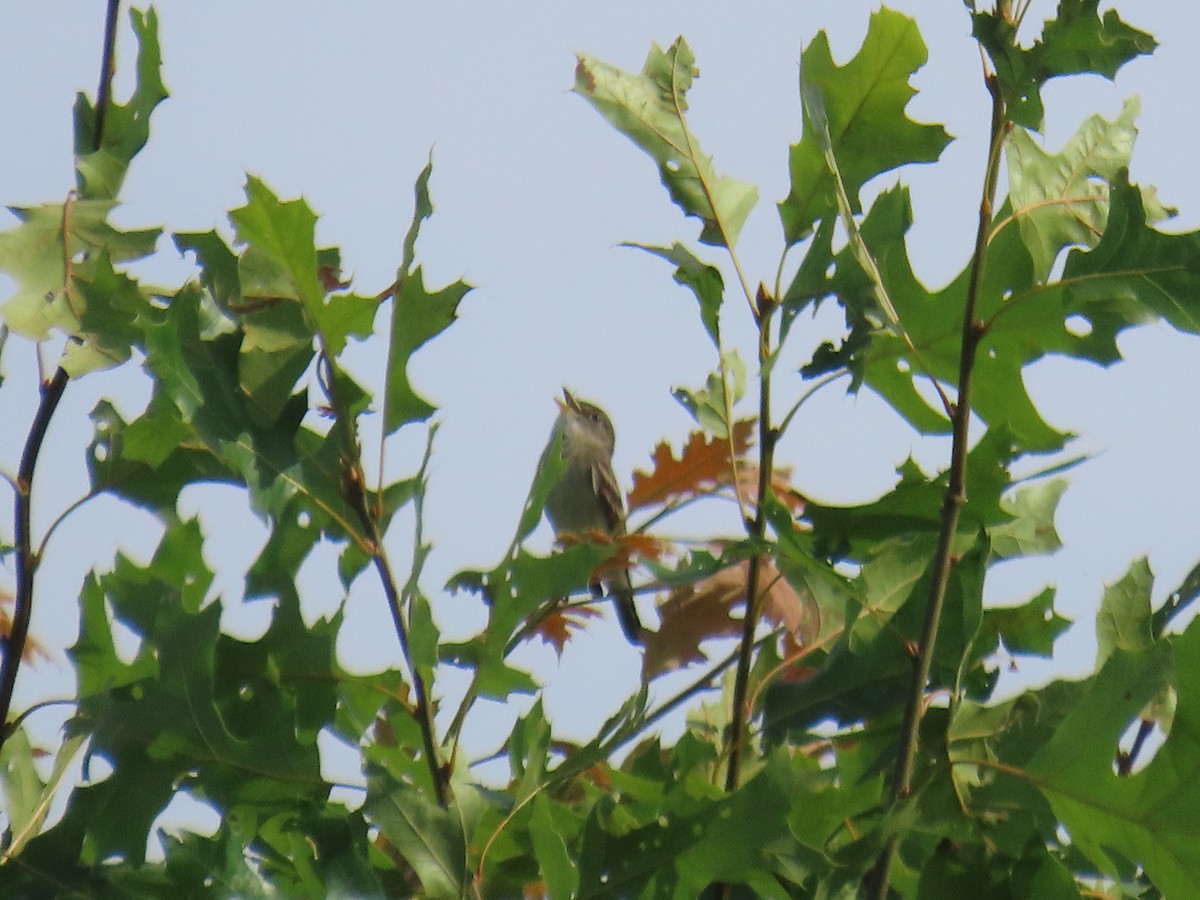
544, 388, 647, 645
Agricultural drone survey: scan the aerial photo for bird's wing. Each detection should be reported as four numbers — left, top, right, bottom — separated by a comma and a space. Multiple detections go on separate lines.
591, 460, 626, 535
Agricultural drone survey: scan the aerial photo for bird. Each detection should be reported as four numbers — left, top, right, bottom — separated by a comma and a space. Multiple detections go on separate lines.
544, 388, 647, 645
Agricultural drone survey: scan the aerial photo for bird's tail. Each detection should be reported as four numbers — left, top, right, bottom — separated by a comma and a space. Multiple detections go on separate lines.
606, 568, 648, 645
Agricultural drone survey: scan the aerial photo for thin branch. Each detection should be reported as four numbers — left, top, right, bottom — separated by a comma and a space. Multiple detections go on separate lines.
0, 379, 70, 745
1113, 561, 1200, 776
0, 0, 122, 747
369, 547, 446, 803
320, 352, 447, 806
724, 297, 778, 794
667, 59, 757, 525
868, 71, 1009, 900
776, 368, 849, 439
93, 0, 121, 148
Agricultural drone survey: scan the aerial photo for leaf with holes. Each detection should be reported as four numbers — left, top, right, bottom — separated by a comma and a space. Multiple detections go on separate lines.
575, 38, 758, 247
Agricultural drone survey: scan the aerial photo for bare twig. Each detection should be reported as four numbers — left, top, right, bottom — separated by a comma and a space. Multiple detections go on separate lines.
867, 71, 1009, 900
320, 352, 448, 806
0, 0, 122, 747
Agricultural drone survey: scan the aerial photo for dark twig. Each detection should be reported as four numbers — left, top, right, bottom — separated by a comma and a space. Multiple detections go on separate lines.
1151, 558, 1200, 639
725, 286, 779, 795
0, 0, 122, 748
867, 72, 1009, 899
1116, 719, 1155, 777
320, 353, 448, 806
1114, 560, 1200, 776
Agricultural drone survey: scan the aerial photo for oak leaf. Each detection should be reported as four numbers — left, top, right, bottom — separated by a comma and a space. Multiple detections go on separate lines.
642, 556, 818, 679
533, 604, 603, 657
628, 419, 755, 512
734, 464, 808, 514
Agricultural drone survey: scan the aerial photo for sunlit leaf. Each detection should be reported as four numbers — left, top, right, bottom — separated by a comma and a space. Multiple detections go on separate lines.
628, 419, 754, 512
780, 8, 950, 245
575, 38, 758, 247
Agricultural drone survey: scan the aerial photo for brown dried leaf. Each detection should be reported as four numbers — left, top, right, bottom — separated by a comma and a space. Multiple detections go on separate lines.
642, 557, 818, 680
758, 559, 820, 643
735, 464, 808, 514
628, 419, 755, 512
778, 633, 819, 683
318, 263, 350, 292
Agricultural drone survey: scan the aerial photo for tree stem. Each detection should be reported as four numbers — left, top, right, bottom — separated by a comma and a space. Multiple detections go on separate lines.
0, 0, 122, 748
867, 72, 1007, 898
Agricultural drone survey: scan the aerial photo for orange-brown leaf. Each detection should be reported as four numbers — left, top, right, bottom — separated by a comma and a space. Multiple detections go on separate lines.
628, 419, 755, 512
0, 591, 50, 665
534, 604, 603, 657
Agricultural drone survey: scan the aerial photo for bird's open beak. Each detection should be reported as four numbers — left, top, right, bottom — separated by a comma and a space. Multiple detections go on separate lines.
557, 387, 580, 415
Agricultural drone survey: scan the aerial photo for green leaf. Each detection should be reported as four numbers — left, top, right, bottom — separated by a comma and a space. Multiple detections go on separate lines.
768, 503, 858, 644
532, 794, 580, 900
60, 251, 152, 377
0, 728, 45, 846
675, 752, 798, 891
0, 200, 157, 341
1006, 97, 1171, 280
366, 781, 466, 899
805, 427, 1016, 556
401, 154, 435, 276
979, 586, 1070, 659
575, 38, 759, 247
174, 229, 242, 314
625, 241, 724, 346
764, 536, 933, 737
73, 8, 168, 200
1030, 626, 1200, 898
383, 266, 469, 432
973, 0, 1156, 130
1060, 171, 1200, 337
509, 700, 552, 800
578, 752, 796, 897
780, 8, 950, 245
59, 520, 333, 866
510, 545, 613, 625
1096, 557, 1154, 666
89, 394, 231, 513
377, 161, 470, 434
234, 246, 317, 425
787, 184, 1073, 450
671, 351, 745, 438
516, 428, 569, 544
229, 177, 323, 330
989, 479, 1066, 559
